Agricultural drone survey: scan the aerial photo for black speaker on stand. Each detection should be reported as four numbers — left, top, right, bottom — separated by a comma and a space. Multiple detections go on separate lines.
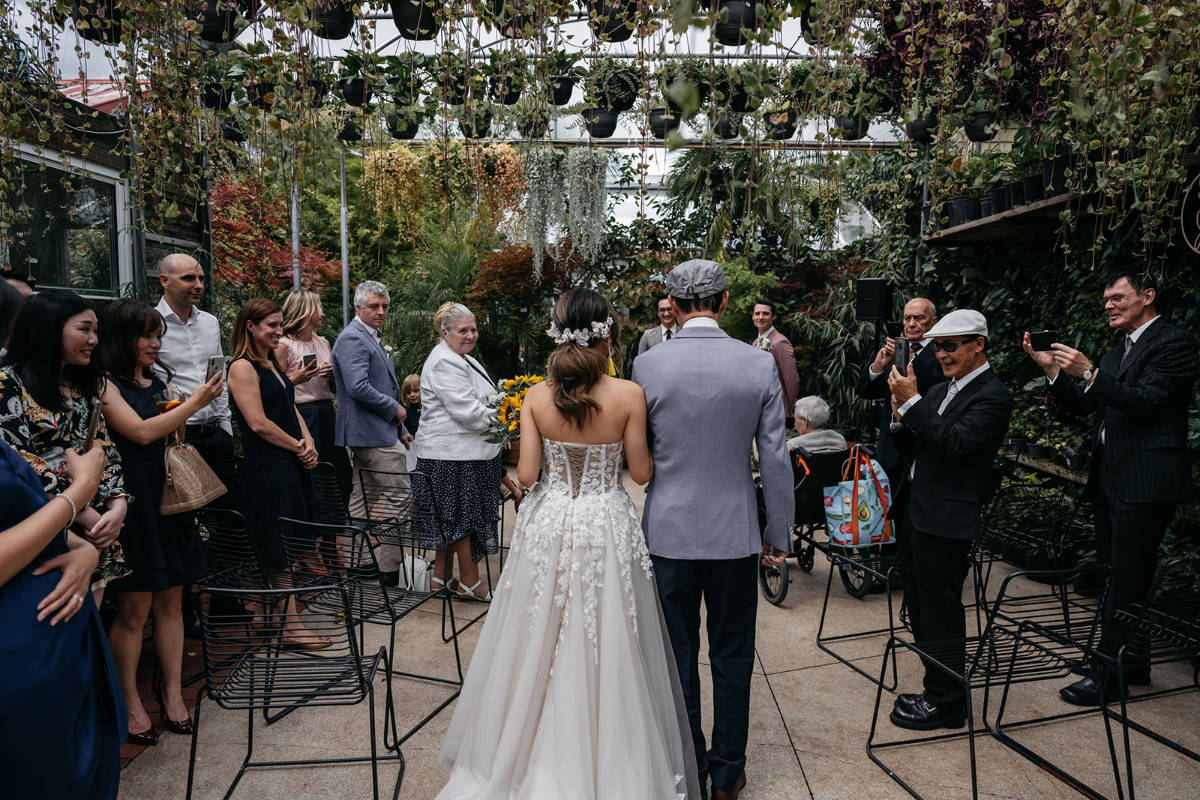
855, 278, 893, 321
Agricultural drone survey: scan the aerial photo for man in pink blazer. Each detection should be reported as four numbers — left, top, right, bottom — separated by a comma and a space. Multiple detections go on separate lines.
751, 299, 800, 428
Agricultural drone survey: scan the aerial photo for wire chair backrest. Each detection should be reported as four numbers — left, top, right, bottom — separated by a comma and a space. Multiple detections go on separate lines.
358, 467, 446, 548
197, 584, 368, 711
197, 507, 271, 590
309, 461, 350, 525
277, 516, 378, 589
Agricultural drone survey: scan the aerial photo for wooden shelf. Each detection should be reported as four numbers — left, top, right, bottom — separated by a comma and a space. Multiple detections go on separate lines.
923, 193, 1071, 246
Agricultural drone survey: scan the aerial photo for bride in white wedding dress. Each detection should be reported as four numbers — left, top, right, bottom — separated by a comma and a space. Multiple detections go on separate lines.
436, 289, 701, 800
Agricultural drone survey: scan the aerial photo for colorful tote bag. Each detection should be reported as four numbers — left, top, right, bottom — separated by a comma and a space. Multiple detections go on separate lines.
823, 445, 892, 548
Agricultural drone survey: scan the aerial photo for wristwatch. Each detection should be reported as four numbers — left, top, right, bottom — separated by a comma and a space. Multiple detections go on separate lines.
1081, 368, 1094, 382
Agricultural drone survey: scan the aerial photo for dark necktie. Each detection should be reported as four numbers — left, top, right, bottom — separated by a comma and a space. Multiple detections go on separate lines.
665, 329, 672, 340
911, 342, 922, 357
1119, 335, 1132, 367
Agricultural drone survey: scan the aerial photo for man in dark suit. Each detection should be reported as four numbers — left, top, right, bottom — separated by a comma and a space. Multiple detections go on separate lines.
857, 297, 947, 483
886, 310, 1014, 730
1024, 270, 1200, 705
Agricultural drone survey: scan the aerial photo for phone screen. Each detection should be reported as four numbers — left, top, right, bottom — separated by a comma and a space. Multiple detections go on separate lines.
1029, 331, 1060, 352
892, 338, 911, 376
302, 353, 317, 369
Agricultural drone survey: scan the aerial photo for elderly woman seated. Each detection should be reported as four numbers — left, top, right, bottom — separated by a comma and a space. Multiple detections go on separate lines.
787, 395, 848, 454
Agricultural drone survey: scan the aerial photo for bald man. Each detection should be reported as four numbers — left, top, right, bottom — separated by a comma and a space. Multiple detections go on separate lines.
154, 254, 239, 508
857, 298, 947, 484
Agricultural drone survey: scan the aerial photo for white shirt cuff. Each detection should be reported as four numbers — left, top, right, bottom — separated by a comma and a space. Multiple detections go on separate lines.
897, 394, 921, 418
868, 366, 884, 379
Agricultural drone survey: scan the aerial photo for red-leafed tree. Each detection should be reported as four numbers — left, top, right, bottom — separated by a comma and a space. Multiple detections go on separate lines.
209, 179, 340, 299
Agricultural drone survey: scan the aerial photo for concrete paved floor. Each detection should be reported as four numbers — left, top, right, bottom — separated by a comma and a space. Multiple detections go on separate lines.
121, 477, 1200, 799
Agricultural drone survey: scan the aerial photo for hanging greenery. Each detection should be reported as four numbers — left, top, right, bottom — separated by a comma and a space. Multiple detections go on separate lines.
566, 148, 609, 264
524, 147, 564, 277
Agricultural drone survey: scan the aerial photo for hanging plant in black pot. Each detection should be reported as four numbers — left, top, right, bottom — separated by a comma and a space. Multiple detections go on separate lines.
710, 110, 740, 140
588, 0, 635, 42
963, 110, 997, 142
800, 4, 845, 46
71, 0, 122, 44
648, 107, 680, 139
490, 0, 537, 38
761, 109, 797, 140
491, 75, 522, 105
713, 0, 757, 47
550, 76, 574, 105
903, 109, 937, 146
220, 115, 246, 142
386, 110, 422, 139
201, 83, 233, 110
312, 0, 356, 40
306, 78, 329, 106
246, 80, 276, 109
390, 0, 439, 41
833, 114, 868, 140
459, 105, 494, 138
581, 108, 619, 138
661, 57, 710, 114
516, 107, 549, 138
338, 114, 361, 142
339, 76, 371, 107
585, 56, 640, 114
187, 0, 249, 44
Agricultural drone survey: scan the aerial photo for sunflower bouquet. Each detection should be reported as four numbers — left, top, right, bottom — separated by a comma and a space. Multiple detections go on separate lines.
485, 374, 543, 447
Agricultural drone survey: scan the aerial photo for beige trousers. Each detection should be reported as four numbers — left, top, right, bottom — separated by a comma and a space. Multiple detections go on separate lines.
348, 441, 411, 572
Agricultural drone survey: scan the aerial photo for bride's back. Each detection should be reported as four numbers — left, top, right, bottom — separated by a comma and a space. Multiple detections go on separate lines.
525, 376, 638, 444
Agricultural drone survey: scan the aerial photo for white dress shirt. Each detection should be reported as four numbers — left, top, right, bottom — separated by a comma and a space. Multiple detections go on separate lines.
897, 361, 991, 419
660, 323, 680, 340
682, 316, 721, 330
155, 297, 231, 433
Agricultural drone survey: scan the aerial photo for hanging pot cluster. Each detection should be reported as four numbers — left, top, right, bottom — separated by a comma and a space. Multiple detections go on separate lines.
391, 0, 439, 41
70, 0, 122, 44
713, 0, 757, 47
491, 0, 537, 38
387, 112, 422, 140
762, 109, 797, 140
587, 0, 635, 42
582, 108, 619, 138
313, 0, 356, 40
647, 107, 680, 139
187, 0, 254, 44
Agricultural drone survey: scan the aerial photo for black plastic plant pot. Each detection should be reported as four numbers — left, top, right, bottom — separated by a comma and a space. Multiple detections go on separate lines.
306, 79, 329, 106
588, 0, 634, 42
338, 116, 361, 142
389, 80, 421, 107
1007, 179, 1027, 208
714, 0, 757, 47
1042, 155, 1070, 196
946, 195, 980, 228
459, 109, 493, 138
730, 86, 761, 113
963, 110, 997, 142
391, 0, 439, 41
987, 185, 1009, 214
834, 114, 868, 140
711, 112, 739, 140
491, 0, 535, 38
387, 112, 421, 139
313, 0, 355, 40
220, 116, 246, 142
492, 76, 522, 106
339, 77, 371, 107
201, 82, 232, 110
979, 195, 993, 218
189, 0, 247, 44
518, 116, 549, 138
71, 0, 122, 44
762, 109, 797, 140
582, 108, 619, 138
246, 81, 276, 109
608, 92, 636, 113
550, 76, 574, 106
1022, 173, 1045, 202
648, 107, 680, 139
903, 114, 937, 145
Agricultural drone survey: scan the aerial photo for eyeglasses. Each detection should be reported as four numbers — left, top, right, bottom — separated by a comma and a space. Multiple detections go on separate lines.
657, 307, 673, 314
932, 337, 979, 353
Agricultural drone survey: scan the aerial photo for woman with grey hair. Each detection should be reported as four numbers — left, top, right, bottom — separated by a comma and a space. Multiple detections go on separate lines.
413, 302, 502, 600
788, 395, 848, 454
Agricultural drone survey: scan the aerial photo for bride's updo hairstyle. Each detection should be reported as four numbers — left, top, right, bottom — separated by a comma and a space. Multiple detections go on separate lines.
546, 288, 617, 429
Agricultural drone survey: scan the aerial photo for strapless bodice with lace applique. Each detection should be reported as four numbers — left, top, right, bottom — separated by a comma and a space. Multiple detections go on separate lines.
539, 438, 625, 498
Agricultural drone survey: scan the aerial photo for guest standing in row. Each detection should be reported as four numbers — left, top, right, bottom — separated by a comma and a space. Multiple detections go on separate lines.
414, 303, 501, 600
0, 441, 126, 799
227, 298, 326, 648
0, 289, 129, 599
98, 299, 224, 745
750, 299, 800, 429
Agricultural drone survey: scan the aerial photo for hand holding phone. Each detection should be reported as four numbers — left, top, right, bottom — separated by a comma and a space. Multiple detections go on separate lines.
1028, 330, 1060, 352
80, 398, 103, 453
892, 337, 911, 376
301, 353, 317, 369
206, 355, 229, 382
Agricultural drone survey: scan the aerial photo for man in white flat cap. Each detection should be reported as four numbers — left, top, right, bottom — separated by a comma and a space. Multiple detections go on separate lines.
883, 309, 1013, 731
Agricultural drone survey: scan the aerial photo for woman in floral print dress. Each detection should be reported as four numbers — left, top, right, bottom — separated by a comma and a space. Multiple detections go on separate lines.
0, 290, 129, 599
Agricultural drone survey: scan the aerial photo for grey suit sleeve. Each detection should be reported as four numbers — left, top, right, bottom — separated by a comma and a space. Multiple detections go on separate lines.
755, 364, 795, 552
334, 336, 399, 422
637, 329, 653, 356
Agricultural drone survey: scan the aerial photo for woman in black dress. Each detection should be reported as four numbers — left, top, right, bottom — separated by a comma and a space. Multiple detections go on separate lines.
98, 299, 225, 745
226, 298, 325, 649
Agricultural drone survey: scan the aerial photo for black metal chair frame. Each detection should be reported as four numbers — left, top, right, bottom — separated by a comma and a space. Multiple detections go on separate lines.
866, 565, 1106, 800
185, 584, 403, 800
278, 516, 465, 747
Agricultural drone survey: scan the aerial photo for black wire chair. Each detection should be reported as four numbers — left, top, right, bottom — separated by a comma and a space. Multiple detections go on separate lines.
867, 564, 1107, 800
197, 507, 272, 591
279, 516, 464, 746
185, 585, 403, 800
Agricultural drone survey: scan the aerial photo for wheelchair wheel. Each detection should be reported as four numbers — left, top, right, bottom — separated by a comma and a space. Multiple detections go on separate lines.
759, 559, 789, 605
797, 544, 815, 573
838, 551, 872, 598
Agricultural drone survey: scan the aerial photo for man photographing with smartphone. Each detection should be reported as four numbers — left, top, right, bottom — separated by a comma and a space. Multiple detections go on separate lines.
1023, 270, 1199, 706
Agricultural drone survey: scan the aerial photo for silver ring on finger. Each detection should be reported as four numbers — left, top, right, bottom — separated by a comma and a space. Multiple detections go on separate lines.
72, 593, 84, 604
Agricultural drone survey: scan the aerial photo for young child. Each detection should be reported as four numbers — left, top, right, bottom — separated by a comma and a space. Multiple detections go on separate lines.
401, 373, 421, 436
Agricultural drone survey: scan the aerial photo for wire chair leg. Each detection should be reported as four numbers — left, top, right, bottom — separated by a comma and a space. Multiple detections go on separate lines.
185, 688, 205, 800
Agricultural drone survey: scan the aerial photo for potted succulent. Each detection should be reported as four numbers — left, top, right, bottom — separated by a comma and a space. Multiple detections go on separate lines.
391, 0, 440, 40
727, 61, 776, 113
587, 0, 635, 42
546, 50, 584, 106
338, 53, 377, 108
585, 56, 639, 113
660, 57, 709, 114
713, 0, 758, 47
381, 53, 425, 107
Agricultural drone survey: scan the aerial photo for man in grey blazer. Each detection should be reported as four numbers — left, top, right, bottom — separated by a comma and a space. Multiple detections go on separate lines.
331, 280, 411, 525
633, 260, 794, 800
636, 293, 680, 355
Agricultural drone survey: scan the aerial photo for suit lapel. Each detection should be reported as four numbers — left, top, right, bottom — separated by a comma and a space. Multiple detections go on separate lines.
1116, 319, 1163, 378
941, 370, 991, 416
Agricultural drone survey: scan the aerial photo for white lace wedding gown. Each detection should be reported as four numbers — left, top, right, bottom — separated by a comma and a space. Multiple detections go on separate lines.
436, 439, 701, 800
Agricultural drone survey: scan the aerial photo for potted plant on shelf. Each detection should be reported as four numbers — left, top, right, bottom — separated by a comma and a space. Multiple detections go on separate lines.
647, 106, 681, 139
587, 0, 635, 42
545, 50, 584, 106
381, 53, 426, 107
660, 57, 709, 115
489, 50, 526, 105
961, 68, 1000, 143
727, 61, 776, 113
338, 53, 377, 108
712, 0, 759, 47
391, 0, 440, 40
709, 109, 742, 140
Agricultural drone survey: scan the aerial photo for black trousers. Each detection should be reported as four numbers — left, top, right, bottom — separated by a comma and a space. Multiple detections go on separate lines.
1093, 454, 1175, 674
897, 507, 973, 709
297, 399, 353, 503
652, 554, 758, 793
186, 424, 242, 512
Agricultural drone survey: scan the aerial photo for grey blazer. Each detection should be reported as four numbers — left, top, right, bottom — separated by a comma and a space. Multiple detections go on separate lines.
637, 324, 678, 355
633, 324, 795, 559
331, 319, 402, 449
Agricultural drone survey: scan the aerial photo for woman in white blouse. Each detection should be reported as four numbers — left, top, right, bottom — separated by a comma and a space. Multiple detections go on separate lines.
413, 303, 502, 601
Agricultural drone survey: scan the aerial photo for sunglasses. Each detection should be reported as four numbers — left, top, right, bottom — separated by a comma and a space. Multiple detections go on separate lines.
932, 337, 980, 353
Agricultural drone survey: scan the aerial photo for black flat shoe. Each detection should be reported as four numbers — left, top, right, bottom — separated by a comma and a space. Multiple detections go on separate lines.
889, 693, 965, 731
127, 726, 159, 746
1059, 675, 1124, 706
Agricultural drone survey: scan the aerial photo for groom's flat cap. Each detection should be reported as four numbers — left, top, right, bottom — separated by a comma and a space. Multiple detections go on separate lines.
666, 259, 726, 299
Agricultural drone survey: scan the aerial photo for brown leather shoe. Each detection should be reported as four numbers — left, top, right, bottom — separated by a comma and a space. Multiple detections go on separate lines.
712, 772, 747, 800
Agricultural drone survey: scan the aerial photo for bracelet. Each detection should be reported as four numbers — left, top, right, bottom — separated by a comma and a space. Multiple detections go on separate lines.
57, 493, 78, 530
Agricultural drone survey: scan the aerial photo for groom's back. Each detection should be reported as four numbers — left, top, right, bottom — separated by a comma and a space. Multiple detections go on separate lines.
633, 325, 785, 560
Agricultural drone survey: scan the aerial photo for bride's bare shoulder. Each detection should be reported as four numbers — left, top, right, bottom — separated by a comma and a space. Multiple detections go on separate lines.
603, 376, 645, 403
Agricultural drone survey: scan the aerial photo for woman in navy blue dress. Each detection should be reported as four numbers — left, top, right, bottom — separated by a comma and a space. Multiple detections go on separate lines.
0, 439, 126, 798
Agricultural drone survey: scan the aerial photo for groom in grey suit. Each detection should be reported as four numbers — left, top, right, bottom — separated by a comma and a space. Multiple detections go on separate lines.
633, 259, 794, 800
